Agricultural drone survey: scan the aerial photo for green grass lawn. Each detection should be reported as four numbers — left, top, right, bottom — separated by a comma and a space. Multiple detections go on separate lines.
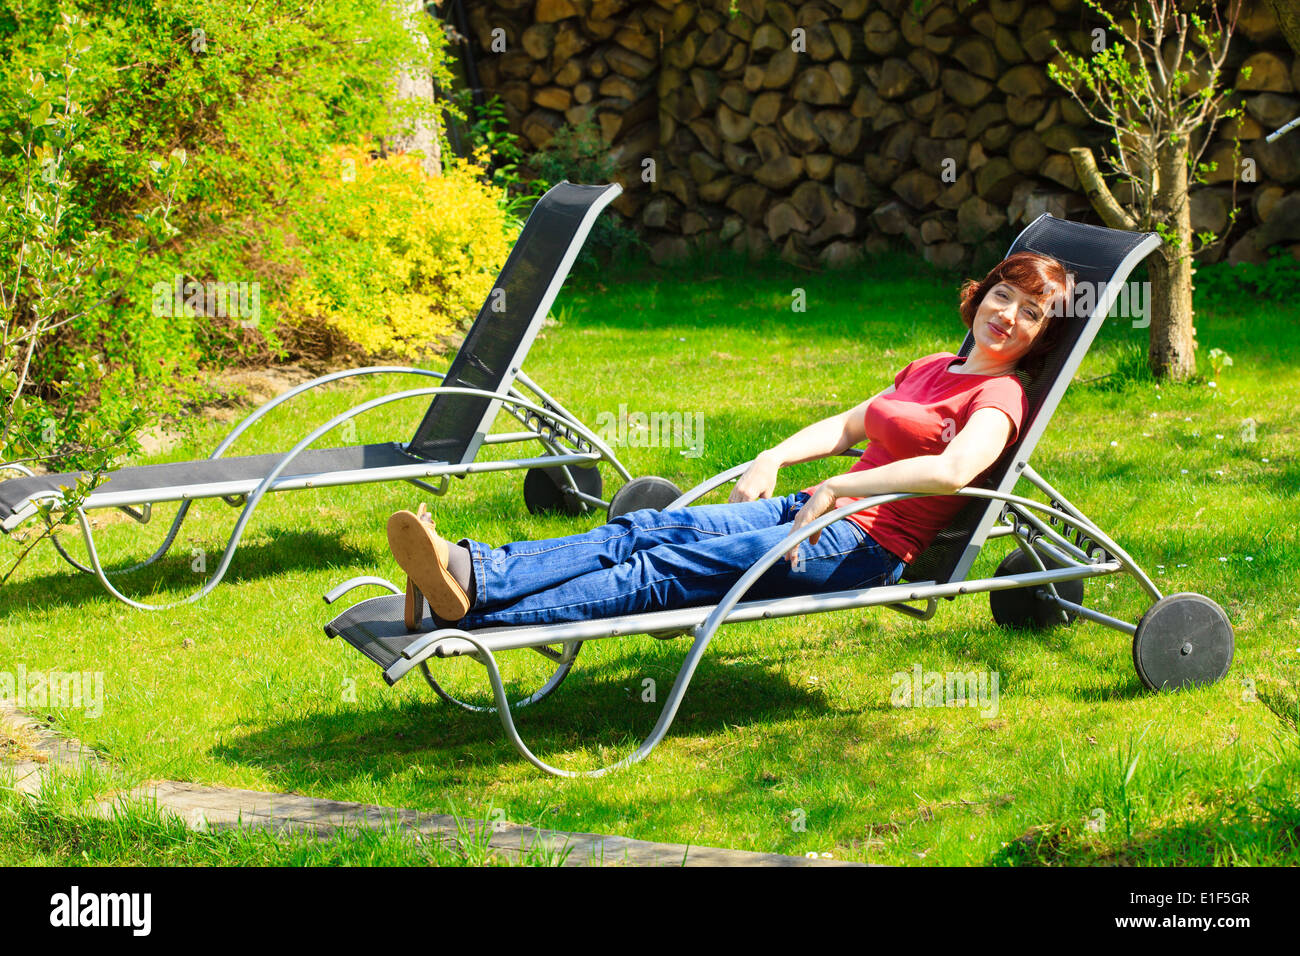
2, 248, 1298, 865
0, 765, 568, 866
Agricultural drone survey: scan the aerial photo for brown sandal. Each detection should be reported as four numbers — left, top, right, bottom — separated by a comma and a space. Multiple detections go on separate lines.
386, 503, 471, 629
403, 578, 428, 632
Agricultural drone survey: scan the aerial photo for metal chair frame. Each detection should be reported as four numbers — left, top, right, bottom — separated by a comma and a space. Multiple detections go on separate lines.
323, 214, 1192, 777
1, 183, 634, 609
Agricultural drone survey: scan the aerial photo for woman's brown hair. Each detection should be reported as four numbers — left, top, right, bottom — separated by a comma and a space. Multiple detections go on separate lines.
958, 252, 1076, 379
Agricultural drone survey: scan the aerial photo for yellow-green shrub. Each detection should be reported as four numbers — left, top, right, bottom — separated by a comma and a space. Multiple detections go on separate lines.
285, 147, 515, 359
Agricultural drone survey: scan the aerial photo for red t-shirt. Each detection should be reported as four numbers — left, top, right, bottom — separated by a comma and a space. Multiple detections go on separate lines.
802, 352, 1028, 564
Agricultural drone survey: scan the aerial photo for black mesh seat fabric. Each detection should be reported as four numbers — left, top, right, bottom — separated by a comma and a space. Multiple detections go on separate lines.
406, 182, 618, 465
0, 443, 420, 521
901, 215, 1158, 586
324, 594, 422, 676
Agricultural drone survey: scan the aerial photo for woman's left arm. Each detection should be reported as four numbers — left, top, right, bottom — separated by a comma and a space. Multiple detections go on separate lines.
783, 407, 1013, 559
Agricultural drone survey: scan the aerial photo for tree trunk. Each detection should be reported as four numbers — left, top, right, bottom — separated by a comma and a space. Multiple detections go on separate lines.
1070, 143, 1196, 380
1148, 134, 1196, 380
1146, 247, 1196, 380
391, 0, 442, 177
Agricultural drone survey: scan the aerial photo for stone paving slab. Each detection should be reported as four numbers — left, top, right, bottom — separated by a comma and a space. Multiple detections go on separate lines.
2, 703, 112, 795
1, 705, 861, 867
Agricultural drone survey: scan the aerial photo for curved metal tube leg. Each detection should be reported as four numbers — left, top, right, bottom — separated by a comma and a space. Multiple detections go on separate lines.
36, 368, 443, 578
48, 527, 95, 574
420, 640, 579, 715
469, 487, 1148, 776
73, 506, 214, 611
450, 629, 710, 779
432, 485, 1156, 777
50, 500, 194, 576
68, 387, 443, 609
68, 384, 603, 610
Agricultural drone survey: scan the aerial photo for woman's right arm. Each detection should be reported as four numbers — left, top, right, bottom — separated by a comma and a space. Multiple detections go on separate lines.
728, 384, 895, 502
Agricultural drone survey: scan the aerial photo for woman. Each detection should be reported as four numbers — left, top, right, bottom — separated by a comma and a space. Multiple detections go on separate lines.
386, 251, 1075, 632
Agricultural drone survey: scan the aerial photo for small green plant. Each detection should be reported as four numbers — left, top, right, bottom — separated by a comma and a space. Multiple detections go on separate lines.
458, 92, 543, 224
528, 118, 615, 188
1046, 0, 1248, 380
543, 303, 573, 329
1206, 347, 1233, 378
1111, 724, 1162, 844
523, 119, 644, 267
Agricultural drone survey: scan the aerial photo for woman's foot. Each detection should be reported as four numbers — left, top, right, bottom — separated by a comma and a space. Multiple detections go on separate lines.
387, 504, 472, 629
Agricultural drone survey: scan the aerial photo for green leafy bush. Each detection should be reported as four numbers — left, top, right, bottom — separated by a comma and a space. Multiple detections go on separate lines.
1, 0, 457, 409
524, 120, 644, 267
2, 13, 174, 496
284, 145, 514, 359
1196, 249, 1300, 308
0, 0, 460, 581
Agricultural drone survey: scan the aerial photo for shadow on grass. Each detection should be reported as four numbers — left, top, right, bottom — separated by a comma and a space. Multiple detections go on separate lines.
878, 600, 1153, 703
214, 616, 1146, 806
212, 647, 839, 786
991, 616, 1160, 702
0, 528, 378, 615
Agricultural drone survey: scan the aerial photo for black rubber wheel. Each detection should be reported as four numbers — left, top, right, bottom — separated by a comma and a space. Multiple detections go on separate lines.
523, 464, 602, 516
989, 548, 1085, 630
606, 475, 684, 522
1132, 592, 1234, 692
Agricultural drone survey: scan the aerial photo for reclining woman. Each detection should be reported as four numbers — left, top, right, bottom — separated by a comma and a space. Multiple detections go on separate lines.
387, 251, 1075, 632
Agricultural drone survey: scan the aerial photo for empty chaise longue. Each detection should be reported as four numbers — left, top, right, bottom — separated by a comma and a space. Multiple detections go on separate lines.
323, 212, 1235, 778
0, 182, 681, 609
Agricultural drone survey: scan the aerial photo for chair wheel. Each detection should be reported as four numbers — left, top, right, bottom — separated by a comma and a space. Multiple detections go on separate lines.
1132, 592, 1234, 692
606, 475, 684, 521
523, 465, 602, 516
989, 548, 1084, 629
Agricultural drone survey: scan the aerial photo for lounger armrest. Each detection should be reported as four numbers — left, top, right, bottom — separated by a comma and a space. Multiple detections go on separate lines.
323, 576, 403, 605
667, 461, 754, 508
667, 447, 866, 510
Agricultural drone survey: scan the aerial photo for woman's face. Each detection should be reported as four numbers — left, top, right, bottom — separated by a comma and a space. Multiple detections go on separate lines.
973, 281, 1049, 363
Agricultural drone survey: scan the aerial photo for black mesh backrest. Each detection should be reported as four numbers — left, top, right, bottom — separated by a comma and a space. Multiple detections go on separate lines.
901, 214, 1161, 585
405, 181, 621, 463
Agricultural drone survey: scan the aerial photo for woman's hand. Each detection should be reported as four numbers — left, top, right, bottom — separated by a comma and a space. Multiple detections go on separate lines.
784, 481, 839, 563
728, 452, 780, 503
728, 389, 890, 505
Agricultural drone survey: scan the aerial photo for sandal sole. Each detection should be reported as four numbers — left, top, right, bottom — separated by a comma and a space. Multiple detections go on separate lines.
387, 511, 471, 623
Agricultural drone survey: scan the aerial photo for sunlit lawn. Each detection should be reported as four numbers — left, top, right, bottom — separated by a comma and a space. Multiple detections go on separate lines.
2, 248, 1298, 864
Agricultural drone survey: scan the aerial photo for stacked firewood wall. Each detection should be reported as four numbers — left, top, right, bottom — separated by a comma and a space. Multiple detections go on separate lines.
468, 0, 668, 222
468, 0, 1300, 267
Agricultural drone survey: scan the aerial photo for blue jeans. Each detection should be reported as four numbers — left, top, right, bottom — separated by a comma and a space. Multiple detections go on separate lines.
455, 492, 907, 628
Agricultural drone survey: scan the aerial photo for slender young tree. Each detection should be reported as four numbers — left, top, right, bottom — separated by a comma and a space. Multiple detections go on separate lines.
1049, 0, 1246, 380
